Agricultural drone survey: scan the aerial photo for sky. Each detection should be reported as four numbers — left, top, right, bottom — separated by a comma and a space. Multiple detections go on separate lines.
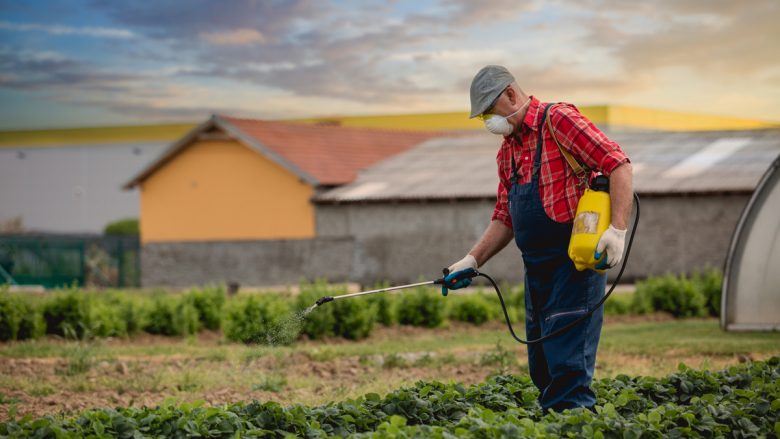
0, 0, 778, 130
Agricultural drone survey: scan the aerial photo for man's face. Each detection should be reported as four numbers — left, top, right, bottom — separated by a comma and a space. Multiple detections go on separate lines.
480, 86, 521, 129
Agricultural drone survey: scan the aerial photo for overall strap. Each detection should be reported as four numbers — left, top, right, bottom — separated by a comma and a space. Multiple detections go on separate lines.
510, 140, 520, 184
531, 104, 554, 180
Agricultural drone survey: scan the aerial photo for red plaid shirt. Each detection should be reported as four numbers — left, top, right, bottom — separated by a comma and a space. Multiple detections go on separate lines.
492, 97, 629, 226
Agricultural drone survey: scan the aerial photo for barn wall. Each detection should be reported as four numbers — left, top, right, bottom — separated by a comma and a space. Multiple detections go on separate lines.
141, 237, 353, 287
316, 194, 750, 285
140, 194, 749, 287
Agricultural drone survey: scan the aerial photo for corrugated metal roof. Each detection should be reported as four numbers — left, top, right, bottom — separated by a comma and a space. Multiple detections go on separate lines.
314, 129, 780, 203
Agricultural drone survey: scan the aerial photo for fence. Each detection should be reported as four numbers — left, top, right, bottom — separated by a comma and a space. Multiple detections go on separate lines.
0, 233, 140, 288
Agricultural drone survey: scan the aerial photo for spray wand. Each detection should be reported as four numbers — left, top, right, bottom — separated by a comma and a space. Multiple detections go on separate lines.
315, 193, 639, 344
314, 279, 445, 306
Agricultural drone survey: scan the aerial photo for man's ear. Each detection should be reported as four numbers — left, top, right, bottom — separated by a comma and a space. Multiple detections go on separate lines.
505, 86, 517, 106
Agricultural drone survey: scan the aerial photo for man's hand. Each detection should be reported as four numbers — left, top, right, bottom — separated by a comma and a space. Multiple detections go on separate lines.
442, 254, 478, 296
595, 225, 627, 268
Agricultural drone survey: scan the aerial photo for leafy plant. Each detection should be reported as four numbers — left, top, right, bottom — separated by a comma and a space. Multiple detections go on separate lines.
185, 286, 226, 330
479, 340, 517, 376
252, 375, 288, 393
631, 272, 708, 318
449, 293, 496, 325
222, 294, 291, 344
103, 218, 139, 236
382, 353, 409, 369
397, 286, 446, 328
296, 280, 343, 339
59, 325, 98, 376
143, 294, 200, 336
0, 292, 44, 341
42, 290, 93, 338
603, 293, 632, 315
3, 357, 778, 437
690, 267, 723, 316
368, 285, 398, 326
331, 296, 377, 340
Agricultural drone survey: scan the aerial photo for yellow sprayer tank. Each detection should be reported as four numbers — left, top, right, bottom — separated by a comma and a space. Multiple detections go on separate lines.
568, 175, 611, 272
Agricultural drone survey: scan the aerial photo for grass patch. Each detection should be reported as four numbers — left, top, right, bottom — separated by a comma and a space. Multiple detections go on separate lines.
1, 318, 779, 417
382, 353, 409, 369
479, 340, 518, 376
251, 375, 288, 393
0, 393, 20, 405
28, 385, 55, 397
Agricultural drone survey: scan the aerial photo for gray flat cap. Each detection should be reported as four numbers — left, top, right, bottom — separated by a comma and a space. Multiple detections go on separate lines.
469, 65, 515, 118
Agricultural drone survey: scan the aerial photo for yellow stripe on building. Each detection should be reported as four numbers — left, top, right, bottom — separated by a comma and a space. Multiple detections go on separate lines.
0, 123, 196, 147
602, 105, 779, 132
295, 112, 485, 131
296, 106, 779, 132
2, 106, 777, 147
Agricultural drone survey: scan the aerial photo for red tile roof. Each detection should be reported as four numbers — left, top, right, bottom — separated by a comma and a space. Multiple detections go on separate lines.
219, 116, 440, 186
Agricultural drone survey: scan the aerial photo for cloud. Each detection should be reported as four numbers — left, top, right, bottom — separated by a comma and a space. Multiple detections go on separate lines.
3, 0, 778, 126
572, 0, 780, 80
438, 0, 539, 26
200, 28, 266, 46
90, 0, 538, 103
91, 0, 327, 41
0, 20, 134, 38
0, 47, 141, 90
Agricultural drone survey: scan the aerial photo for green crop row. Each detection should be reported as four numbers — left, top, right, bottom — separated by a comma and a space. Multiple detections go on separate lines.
0, 268, 723, 344
631, 268, 723, 318
2, 356, 777, 438
0, 282, 523, 344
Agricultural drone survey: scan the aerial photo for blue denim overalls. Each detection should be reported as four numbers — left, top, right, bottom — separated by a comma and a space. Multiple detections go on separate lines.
508, 104, 606, 411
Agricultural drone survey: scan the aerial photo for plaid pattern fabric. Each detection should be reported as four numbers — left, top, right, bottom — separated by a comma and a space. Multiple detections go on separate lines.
491, 97, 629, 226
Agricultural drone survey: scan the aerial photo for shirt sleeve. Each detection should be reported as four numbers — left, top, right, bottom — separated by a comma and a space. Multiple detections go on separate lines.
549, 104, 630, 176
491, 148, 513, 229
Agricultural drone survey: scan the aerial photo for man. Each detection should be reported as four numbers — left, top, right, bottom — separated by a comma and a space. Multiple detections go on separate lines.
444, 65, 633, 412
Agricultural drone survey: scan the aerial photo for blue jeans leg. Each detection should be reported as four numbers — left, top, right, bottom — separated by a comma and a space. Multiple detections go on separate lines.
524, 271, 551, 392
530, 260, 605, 411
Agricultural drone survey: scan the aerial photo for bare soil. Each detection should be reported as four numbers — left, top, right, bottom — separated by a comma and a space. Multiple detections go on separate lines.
1, 316, 776, 421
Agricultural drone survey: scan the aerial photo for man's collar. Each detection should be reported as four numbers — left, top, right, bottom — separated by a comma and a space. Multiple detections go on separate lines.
522, 96, 542, 132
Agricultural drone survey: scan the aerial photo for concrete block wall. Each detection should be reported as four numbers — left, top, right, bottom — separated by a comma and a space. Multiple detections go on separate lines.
141, 237, 353, 287
315, 193, 750, 285
141, 194, 749, 287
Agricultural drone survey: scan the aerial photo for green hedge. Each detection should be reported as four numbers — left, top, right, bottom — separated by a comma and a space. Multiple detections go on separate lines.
449, 292, 497, 325
0, 290, 44, 341
186, 286, 225, 330
631, 268, 722, 318
397, 286, 446, 328
369, 288, 398, 326
0, 269, 725, 344
223, 294, 292, 344
103, 218, 139, 236
144, 293, 200, 336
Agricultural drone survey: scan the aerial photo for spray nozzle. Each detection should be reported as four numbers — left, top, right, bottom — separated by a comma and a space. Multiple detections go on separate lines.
315, 296, 334, 306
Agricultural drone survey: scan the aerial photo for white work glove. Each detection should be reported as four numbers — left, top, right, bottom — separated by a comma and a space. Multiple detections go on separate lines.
595, 225, 627, 268
442, 254, 478, 296
448, 254, 478, 274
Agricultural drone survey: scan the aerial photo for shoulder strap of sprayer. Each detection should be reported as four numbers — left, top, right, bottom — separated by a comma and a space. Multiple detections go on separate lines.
545, 103, 590, 187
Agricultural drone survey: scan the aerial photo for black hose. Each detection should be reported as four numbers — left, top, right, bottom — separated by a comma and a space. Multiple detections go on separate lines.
483, 192, 640, 345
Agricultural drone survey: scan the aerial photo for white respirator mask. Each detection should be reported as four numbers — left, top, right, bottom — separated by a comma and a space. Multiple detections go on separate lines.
483, 98, 530, 136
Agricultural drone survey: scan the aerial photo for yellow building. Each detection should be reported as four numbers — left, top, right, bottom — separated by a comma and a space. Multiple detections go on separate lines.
124, 115, 437, 243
